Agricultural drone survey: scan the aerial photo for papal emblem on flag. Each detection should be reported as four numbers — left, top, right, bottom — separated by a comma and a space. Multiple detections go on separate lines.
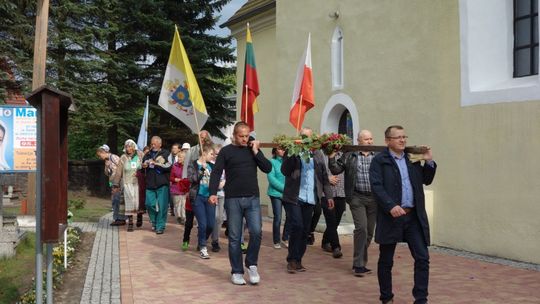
159, 26, 208, 133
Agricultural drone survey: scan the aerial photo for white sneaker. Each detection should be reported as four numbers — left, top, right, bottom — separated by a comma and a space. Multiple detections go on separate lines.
273, 243, 281, 249
281, 240, 289, 248
200, 247, 210, 259
231, 273, 246, 285
247, 265, 260, 284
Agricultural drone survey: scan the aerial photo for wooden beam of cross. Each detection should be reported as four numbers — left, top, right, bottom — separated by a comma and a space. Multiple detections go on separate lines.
259, 143, 428, 154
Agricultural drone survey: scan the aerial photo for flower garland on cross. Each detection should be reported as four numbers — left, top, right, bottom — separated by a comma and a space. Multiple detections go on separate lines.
272, 133, 351, 162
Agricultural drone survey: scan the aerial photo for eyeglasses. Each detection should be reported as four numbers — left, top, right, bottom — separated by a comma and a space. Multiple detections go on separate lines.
386, 136, 408, 140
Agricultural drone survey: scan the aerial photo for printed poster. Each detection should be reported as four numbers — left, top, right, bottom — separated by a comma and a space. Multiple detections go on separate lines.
0, 106, 37, 172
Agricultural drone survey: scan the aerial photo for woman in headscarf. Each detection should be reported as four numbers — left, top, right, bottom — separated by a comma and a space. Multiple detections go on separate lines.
113, 139, 144, 231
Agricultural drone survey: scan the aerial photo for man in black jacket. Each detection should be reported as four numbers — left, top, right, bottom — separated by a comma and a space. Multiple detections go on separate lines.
209, 122, 272, 286
281, 127, 334, 274
328, 129, 377, 276
142, 136, 171, 235
369, 125, 436, 304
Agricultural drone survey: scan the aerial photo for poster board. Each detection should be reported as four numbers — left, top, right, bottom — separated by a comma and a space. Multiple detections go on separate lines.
0, 105, 37, 172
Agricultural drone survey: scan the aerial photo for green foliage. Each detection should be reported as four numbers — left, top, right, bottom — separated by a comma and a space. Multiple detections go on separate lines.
19, 227, 82, 304
0, 233, 35, 304
1, 0, 236, 158
272, 133, 352, 162
0, 1, 35, 101
67, 197, 86, 210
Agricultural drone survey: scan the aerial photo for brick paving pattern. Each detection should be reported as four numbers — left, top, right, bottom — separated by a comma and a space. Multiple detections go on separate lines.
117, 215, 540, 304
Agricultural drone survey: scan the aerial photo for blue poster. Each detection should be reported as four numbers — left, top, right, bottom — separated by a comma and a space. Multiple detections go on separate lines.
0, 106, 37, 172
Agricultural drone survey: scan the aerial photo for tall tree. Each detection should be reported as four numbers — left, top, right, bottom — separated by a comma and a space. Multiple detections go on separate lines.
0, 0, 236, 158
0, 1, 35, 101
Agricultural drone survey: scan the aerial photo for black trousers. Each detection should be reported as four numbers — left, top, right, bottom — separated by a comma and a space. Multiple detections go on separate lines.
321, 197, 346, 249
309, 198, 322, 234
182, 210, 195, 243
378, 211, 429, 304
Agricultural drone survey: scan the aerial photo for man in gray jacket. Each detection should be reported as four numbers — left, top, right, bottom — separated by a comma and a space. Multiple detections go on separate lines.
329, 130, 377, 277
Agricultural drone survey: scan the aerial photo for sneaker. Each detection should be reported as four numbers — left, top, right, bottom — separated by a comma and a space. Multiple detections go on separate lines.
156, 230, 164, 235
231, 273, 246, 285
211, 241, 221, 252
296, 262, 307, 272
241, 243, 247, 254
352, 266, 372, 277
181, 241, 189, 251
200, 247, 210, 259
332, 248, 343, 258
273, 243, 281, 249
281, 240, 289, 248
247, 265, 260, 284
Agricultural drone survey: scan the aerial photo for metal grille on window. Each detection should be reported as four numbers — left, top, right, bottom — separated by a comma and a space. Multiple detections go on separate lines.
514, 0, 539, 77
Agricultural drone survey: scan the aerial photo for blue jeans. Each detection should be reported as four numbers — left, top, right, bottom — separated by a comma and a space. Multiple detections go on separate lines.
269, 196, 290, 244
192, 195, 216, 248
283, 201, 314, 264
225, 196, 262, 274
112, 191, 125, 221
378, 210, 429, 304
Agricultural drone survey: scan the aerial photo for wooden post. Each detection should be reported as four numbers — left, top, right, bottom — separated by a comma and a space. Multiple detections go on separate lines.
30, 2, 50, 303
27, 0, 50, 216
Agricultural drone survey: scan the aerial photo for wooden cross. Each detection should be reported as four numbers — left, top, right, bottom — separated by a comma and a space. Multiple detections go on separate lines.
259, 143, 428, 154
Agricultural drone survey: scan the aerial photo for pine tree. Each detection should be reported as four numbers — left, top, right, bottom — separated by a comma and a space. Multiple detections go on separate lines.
0, 0, 236, 158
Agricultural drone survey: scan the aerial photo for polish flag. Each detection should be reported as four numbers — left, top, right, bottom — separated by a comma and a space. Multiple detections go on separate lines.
289, 33, 314, 131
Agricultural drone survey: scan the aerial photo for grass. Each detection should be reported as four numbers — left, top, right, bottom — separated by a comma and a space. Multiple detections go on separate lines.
2, 206, 20, 216
0, 233, 36, 304
1, 195, 111, 223
70, 196, 111, 222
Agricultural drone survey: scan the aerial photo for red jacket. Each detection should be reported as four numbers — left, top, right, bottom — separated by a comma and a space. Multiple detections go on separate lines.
170, 162, 190, 195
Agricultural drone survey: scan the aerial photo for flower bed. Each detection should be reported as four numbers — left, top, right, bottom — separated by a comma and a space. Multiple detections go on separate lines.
19, 226, 82, 304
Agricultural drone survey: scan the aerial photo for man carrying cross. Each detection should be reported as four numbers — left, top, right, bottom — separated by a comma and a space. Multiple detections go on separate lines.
369, 125, 436, 304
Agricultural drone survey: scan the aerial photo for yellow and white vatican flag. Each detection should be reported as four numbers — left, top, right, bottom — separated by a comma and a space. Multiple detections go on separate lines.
158, 26, 208, 133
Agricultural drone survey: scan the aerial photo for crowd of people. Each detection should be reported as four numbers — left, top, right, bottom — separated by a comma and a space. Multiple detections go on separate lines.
97, 123, 436, 304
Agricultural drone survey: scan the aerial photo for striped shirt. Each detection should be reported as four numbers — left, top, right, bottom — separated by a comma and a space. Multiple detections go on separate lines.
355, 152, 375, 193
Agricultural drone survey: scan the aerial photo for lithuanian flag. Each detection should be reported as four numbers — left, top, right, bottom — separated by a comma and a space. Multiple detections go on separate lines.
241, 24, 260, 131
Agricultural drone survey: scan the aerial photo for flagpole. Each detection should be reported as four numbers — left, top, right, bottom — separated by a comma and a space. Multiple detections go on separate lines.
245, 22, 250, 125
192, 109, 204, 157
296, 94, 303, 136
244, 84, 248, 123
145, 96, 149, 148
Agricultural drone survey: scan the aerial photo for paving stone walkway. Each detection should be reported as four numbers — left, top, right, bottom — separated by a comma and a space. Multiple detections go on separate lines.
79, 213, 121, 304
81, 213, 540, 304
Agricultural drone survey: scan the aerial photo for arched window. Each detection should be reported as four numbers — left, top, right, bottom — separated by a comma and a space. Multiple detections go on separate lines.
338, 109, 353, 140
331, 27, 344, 90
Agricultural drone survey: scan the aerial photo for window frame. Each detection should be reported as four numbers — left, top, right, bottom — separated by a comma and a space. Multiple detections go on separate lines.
513, 0, 539, 77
